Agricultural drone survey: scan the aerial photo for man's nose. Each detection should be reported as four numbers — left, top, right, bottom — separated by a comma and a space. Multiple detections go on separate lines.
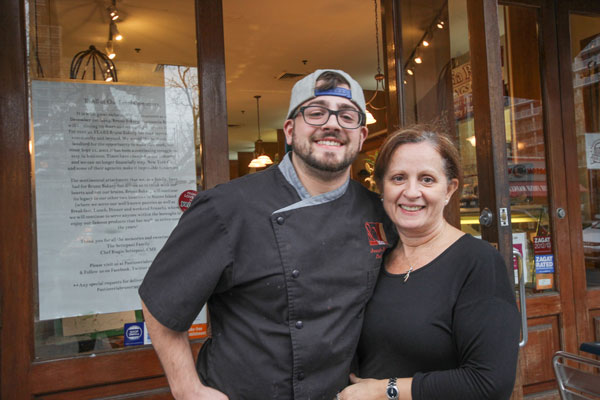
321, 111, 341, 129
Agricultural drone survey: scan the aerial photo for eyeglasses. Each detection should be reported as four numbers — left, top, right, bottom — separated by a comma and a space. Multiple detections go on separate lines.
295, 105, 365, 129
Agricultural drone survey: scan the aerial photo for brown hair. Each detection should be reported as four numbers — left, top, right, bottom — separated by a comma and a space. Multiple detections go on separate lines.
315, 71, 351, 91
374, 125, 462, 193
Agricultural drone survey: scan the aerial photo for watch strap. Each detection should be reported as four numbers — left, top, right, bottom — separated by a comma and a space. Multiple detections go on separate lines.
386, 377, 399, 400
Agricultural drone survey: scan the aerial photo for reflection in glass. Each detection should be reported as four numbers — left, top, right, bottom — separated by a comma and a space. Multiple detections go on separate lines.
28, 0, 204, 359
500, 5, 555, 294
571, 14, 600, 288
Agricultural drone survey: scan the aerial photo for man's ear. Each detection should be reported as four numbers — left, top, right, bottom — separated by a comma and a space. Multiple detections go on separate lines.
283, 119, 294, 146
357, 125, 368, 151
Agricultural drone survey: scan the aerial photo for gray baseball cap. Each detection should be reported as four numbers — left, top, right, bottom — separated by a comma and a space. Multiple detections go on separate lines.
286, 69, 366, 120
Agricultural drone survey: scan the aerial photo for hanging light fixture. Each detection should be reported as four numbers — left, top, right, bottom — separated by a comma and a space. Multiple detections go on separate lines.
110, 21, 123, 41
248, 95, 273, 169
69, 45, 118, 82
108, 1, 119, 21
364, 0, 387, 125
105, 40, 116, 59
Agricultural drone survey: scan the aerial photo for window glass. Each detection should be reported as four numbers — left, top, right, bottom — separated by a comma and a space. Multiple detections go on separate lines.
500, 5, 555, 294
401, 1, 557, 294
29, 0, 205, 359
570, 13, 600, 288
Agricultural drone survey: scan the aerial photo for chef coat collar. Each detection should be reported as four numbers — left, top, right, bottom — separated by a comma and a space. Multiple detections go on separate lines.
275, 152, 349, 213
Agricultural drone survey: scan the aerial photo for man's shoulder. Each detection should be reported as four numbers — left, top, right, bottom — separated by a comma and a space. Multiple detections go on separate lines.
210, 165, 282, 196
347, 179, 381, 205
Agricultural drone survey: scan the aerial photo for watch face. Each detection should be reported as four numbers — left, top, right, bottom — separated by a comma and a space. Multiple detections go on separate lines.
387, 387, 399, 398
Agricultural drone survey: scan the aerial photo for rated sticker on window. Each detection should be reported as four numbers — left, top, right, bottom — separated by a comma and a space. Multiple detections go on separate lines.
179, 189, 198, 212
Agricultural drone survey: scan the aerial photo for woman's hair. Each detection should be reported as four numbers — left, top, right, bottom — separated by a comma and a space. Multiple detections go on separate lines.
374, 125, 463, 194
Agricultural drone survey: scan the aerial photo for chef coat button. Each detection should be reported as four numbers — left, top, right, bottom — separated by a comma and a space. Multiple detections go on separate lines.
295, 320, 303, 329
276, 216, 285, 225
292, 269, 300, 278
297, 372, 305, 381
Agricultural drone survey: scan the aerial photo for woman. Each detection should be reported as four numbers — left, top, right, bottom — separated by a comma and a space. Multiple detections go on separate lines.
338, 127, 520, 400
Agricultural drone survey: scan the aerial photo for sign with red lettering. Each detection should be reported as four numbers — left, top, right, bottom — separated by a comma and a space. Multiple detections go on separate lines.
533, 235, 552, 255
178, 190, 198, 212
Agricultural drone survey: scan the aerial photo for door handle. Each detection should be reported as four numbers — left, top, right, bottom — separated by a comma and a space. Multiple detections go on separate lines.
479, 208, 493, 227
513, 250, 528, 347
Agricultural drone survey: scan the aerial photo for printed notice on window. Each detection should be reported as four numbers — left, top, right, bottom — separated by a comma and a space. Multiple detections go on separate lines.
32, 79, 200, 320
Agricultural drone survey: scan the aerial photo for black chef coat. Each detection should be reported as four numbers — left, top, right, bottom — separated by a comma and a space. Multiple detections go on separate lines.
139, 153, 395, 400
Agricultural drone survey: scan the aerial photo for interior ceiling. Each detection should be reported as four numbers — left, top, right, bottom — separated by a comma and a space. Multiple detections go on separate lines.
53, 0, 450, 160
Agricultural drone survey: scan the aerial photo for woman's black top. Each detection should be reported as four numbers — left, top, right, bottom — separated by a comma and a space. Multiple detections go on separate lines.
357, 234, 521, 400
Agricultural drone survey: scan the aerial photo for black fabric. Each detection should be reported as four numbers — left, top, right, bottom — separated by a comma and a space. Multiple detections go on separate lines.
139, 165, 395, 400
357, 234, 520, 400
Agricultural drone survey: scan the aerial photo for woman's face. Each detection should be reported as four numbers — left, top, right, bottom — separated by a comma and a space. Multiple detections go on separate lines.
382, 141, 458, 236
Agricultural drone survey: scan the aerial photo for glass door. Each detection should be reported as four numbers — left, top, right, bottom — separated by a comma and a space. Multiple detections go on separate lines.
557, 0, 600, 354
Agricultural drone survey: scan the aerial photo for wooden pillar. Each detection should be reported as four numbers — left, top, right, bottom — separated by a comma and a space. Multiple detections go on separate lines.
0, 0, 34, 397
467, 0, 512, 265
381, 0, 404, 131
467, 2, 520, 398
196, 0, 230, 189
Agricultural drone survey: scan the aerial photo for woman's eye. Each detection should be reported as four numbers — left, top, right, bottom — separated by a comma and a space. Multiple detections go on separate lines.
391, 175, 404, 183
422, 176, 434, 184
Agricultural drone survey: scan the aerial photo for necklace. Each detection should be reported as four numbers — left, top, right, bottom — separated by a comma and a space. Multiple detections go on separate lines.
403, 265, 413, 283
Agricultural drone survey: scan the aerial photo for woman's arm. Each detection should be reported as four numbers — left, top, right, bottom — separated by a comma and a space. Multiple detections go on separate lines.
338, 374, 412, 400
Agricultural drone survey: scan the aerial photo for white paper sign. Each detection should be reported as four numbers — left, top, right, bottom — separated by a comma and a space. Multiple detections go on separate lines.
585, 133, 600, 170
33, 79, 197, 320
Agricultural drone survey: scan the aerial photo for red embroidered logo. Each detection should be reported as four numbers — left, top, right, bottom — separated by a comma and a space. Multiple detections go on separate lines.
365, 222, 388, 246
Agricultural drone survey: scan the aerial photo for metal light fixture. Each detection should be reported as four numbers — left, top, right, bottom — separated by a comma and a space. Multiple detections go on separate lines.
364, 0, 386, 125
69, 45, 118, 82
110, 21, 123, 41
248, 95, 273, 169
105, 40, 116, 59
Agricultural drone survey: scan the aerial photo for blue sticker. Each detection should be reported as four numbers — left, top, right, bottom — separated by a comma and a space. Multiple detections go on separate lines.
535, 254, 554, 274
124, 322, 145, 346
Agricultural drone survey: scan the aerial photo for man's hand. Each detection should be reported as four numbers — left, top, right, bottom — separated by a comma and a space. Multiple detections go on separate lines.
141, 301, 228, 399
176, 385, 229, 400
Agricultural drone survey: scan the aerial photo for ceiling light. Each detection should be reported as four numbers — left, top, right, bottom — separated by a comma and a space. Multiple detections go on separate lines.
248, 95, 273, 168
248, 159, 266, 168
108, 0, 119, 20
406, 68, 414, 76
257, 155, 273, 165
110, 21, 123, 41
422, 40, 430, 47
365, 0, 386, 113
437, 20, 445, 29
366, 110, 377, 125
105, 41, 115, 59
414, 57, 422, 64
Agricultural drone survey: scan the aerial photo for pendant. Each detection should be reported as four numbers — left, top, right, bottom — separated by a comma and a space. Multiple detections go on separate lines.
403, 265, 413, 283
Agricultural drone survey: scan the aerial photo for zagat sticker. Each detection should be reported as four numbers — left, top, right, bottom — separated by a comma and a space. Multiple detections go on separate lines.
124, 322, 145, 346
178, 190, 198, 212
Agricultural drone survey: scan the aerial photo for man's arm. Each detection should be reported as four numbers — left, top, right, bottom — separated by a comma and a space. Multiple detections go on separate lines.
142, 300, 228, 400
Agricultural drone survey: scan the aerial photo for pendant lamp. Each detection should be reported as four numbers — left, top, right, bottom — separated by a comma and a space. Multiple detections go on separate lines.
248, 95, 273, 168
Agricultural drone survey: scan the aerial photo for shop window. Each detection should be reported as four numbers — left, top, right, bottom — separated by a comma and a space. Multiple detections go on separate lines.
400, 0, 557, 294
28, 0, 206, 359
570, 13, 600, 288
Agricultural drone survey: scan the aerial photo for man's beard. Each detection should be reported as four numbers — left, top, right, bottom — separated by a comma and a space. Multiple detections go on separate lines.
291, 129, 358, 173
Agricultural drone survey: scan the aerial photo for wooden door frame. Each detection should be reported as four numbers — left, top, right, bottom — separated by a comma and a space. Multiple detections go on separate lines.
556, 0, 600, 349
0, 0, 229, 397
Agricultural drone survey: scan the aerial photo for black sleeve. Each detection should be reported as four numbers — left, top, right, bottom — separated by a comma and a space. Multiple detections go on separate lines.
138, 190, 233, 332
412, 248, 521, 400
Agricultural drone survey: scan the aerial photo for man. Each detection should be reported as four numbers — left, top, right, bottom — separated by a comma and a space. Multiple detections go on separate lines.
139, 69, 394, 399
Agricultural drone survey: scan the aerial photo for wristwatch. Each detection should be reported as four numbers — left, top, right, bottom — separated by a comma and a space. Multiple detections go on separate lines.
386, 377, 399, 400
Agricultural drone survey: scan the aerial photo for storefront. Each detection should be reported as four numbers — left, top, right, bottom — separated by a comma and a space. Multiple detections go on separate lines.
0, 0, 599, 398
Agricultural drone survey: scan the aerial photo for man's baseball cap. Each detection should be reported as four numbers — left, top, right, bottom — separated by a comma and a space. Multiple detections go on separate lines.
286, 69, 366, 119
